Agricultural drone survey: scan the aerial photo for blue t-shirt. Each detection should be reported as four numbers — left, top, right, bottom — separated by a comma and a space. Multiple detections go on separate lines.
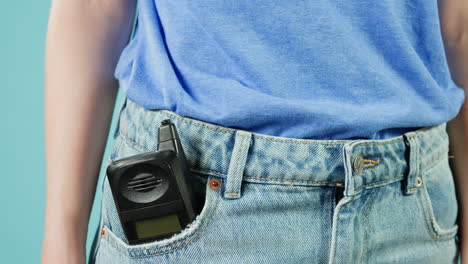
114, 0, 465, 140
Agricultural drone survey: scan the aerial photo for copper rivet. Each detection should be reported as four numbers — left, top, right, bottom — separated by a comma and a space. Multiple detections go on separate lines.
209, 178, 221, 190
416, 177, 423, 187
101, 228, 106, 237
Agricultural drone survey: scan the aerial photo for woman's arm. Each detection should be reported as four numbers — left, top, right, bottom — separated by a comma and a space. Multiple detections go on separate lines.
440, 0, 468, 261
439, 0, 468, 87
41, 0, 136, 263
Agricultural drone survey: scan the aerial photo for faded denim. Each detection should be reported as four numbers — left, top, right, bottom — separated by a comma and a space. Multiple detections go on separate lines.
89, 97, 460, 264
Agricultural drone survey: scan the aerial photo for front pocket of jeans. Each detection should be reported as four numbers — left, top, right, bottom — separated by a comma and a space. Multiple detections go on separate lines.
415, 155, 459, 241
100, 173, 222, 259
99, 130, 224, 259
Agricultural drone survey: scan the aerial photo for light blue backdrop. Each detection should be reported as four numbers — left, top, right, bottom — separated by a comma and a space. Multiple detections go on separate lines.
0, 2, 123, 263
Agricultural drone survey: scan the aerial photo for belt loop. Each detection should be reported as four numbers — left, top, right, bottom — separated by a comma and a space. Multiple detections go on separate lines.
403, 132, 420, 195
113, 97, 128, 139
343, 143, 359, 197
224, 130, 252, 199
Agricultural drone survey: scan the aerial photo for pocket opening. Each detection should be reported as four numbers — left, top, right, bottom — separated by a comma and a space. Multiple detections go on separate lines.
99, 175, 223, 258
415, 158, 459, 241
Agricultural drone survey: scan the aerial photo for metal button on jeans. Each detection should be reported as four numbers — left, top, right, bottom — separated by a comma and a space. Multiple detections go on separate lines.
353, 153, 364, 175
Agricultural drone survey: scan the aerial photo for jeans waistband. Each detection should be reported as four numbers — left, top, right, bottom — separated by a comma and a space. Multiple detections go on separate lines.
117, 97, 450, 198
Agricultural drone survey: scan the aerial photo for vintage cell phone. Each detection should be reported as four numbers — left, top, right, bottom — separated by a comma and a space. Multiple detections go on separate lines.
106, 119, 199, 245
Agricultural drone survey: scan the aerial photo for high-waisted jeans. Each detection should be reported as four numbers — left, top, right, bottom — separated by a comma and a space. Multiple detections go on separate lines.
89, 97, 460, 264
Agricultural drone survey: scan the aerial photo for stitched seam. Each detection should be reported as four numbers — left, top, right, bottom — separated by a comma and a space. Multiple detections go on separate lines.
110, 132, 127, 161
195, 167, 345, 186
416, 184, 458, 241
329, 193, 362, 263
419, 151, 449, 175
242, 175, 344, 185
422, 181, 459, 239
361, 174, 405, 188
359, 189, 378, 264
191, 167, 227, 176
191, 168, 344, 186
356, 138, 404, 146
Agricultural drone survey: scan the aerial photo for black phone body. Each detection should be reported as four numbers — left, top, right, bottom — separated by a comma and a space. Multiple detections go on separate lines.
105, 120, 199, 245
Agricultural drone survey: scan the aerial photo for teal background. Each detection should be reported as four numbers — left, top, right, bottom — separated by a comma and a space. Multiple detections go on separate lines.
1, 2, 124, 263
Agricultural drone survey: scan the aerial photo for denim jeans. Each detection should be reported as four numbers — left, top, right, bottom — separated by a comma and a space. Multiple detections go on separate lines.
89, 97, 460, 264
